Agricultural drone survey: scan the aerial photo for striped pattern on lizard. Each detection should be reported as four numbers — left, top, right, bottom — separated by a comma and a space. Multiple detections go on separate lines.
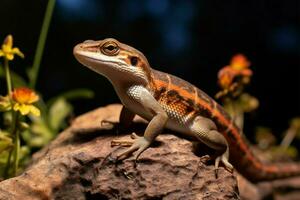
73, 38, 300, 182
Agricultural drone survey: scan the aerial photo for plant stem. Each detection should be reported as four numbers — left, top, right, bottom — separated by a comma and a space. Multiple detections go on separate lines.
2, 112, 18, 178
4, 58, 12, 94
280, 127, 296, 150
12, 113, 20, 176
225, 99, 244, 131
3, 149, 12, 178
30, 0, 56, 89
2, 58, 14, 178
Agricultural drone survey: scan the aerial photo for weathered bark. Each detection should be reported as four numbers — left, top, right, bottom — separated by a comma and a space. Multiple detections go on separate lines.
0, 104, 239, 200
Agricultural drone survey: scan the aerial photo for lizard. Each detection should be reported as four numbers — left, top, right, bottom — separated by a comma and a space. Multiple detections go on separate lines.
73, 38, 300, 183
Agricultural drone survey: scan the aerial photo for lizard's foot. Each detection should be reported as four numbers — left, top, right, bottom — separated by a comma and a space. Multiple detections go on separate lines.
111, 133, 151, 161
214, 154, 234, 178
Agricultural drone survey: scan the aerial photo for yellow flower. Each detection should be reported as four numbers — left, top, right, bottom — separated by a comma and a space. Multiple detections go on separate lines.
12, 87, 40, 116
0, 35, 24, 60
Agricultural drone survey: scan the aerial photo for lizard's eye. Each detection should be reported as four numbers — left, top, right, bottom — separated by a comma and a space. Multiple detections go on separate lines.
101, 41, 119, 56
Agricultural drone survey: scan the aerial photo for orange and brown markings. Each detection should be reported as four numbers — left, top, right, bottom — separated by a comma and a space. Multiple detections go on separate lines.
155, 87, 195, 123
151, 71, 244, 134
152, 70, 215, 123
152, 70, 262, 169
151, 71, 300, 181
152, 71, 239, 135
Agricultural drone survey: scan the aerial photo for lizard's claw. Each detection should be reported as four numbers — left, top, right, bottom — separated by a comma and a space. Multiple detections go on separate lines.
214, 154, 234, 178
112, 133, 151, 161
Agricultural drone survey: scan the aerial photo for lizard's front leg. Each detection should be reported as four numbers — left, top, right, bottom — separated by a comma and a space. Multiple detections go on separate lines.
112, 86, 168, 161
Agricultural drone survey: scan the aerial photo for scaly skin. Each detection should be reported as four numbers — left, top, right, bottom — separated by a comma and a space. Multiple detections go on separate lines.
74, 38, 300, 183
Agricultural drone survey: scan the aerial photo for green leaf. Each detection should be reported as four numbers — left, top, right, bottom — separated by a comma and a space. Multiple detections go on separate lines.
26, 66, 35, 86
291, 118, 300, 129
255, 126, 276, 149
34, 94, 48, 119
0, 131, 13, 154
269, 146, 298, 161
47, 88, 94, 107
11, 71, 28, 87
0, 68, 28, 87
22, 120, 54, 148
18, 146, 30, 165
0, 96, 12, 112
59, 88, 94, 100
285, 146, 298, 158
0, 150, 9, 164
0, 151, 10, 177
48, 98, 73, 132
239, 93, 259, 112
0, 64, 4, 77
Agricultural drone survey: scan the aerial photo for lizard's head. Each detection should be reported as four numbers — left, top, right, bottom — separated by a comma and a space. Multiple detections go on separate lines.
73, 38, 153, 86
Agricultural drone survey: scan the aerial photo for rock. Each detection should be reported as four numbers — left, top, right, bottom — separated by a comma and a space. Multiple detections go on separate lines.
0, 104, 239, 200
238, 173, 300, 200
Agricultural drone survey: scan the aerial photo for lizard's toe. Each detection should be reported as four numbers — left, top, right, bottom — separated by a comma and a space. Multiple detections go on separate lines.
131, 132, 139, 139
114, 134, 150, 161
214, 154, 234, 178
133, 137, 150, 161
221, 156, 233, 172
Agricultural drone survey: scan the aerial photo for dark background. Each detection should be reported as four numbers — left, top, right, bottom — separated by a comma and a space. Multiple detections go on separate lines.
0, 0, 299, 140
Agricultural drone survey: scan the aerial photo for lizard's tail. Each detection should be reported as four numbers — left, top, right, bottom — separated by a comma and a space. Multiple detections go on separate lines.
214, 99, 300, 182
259, 163, 300, 182
228, 132, 300, 183
240, 160, 300, 183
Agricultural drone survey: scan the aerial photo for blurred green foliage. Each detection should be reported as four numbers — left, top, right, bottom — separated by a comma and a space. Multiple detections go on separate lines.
0, 0, 94, 178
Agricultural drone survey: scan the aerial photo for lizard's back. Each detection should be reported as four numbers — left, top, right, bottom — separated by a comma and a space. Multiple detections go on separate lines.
152, 69, 233, 134
151, 69, 300, 182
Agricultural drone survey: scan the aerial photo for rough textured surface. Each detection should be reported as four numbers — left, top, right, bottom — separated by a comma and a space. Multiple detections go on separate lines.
0, 104, 239, 200
238, 173, 300, 200
236, 147, 300, 200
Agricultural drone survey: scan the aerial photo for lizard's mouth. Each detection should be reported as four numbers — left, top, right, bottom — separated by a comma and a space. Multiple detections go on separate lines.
74, 51, 122, 66
74, 45, 133, 79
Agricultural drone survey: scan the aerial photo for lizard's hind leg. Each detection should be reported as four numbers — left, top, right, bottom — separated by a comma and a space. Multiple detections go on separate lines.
190, 116, 233, 175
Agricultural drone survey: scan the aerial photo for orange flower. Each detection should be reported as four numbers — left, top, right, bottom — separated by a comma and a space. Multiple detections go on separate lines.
11, 87, 40, 116
12, 87, 39, 104
218, 67, 234, 89
216, 54, 254, 99
230, 54, 250, 70
218, 54, 253, 90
